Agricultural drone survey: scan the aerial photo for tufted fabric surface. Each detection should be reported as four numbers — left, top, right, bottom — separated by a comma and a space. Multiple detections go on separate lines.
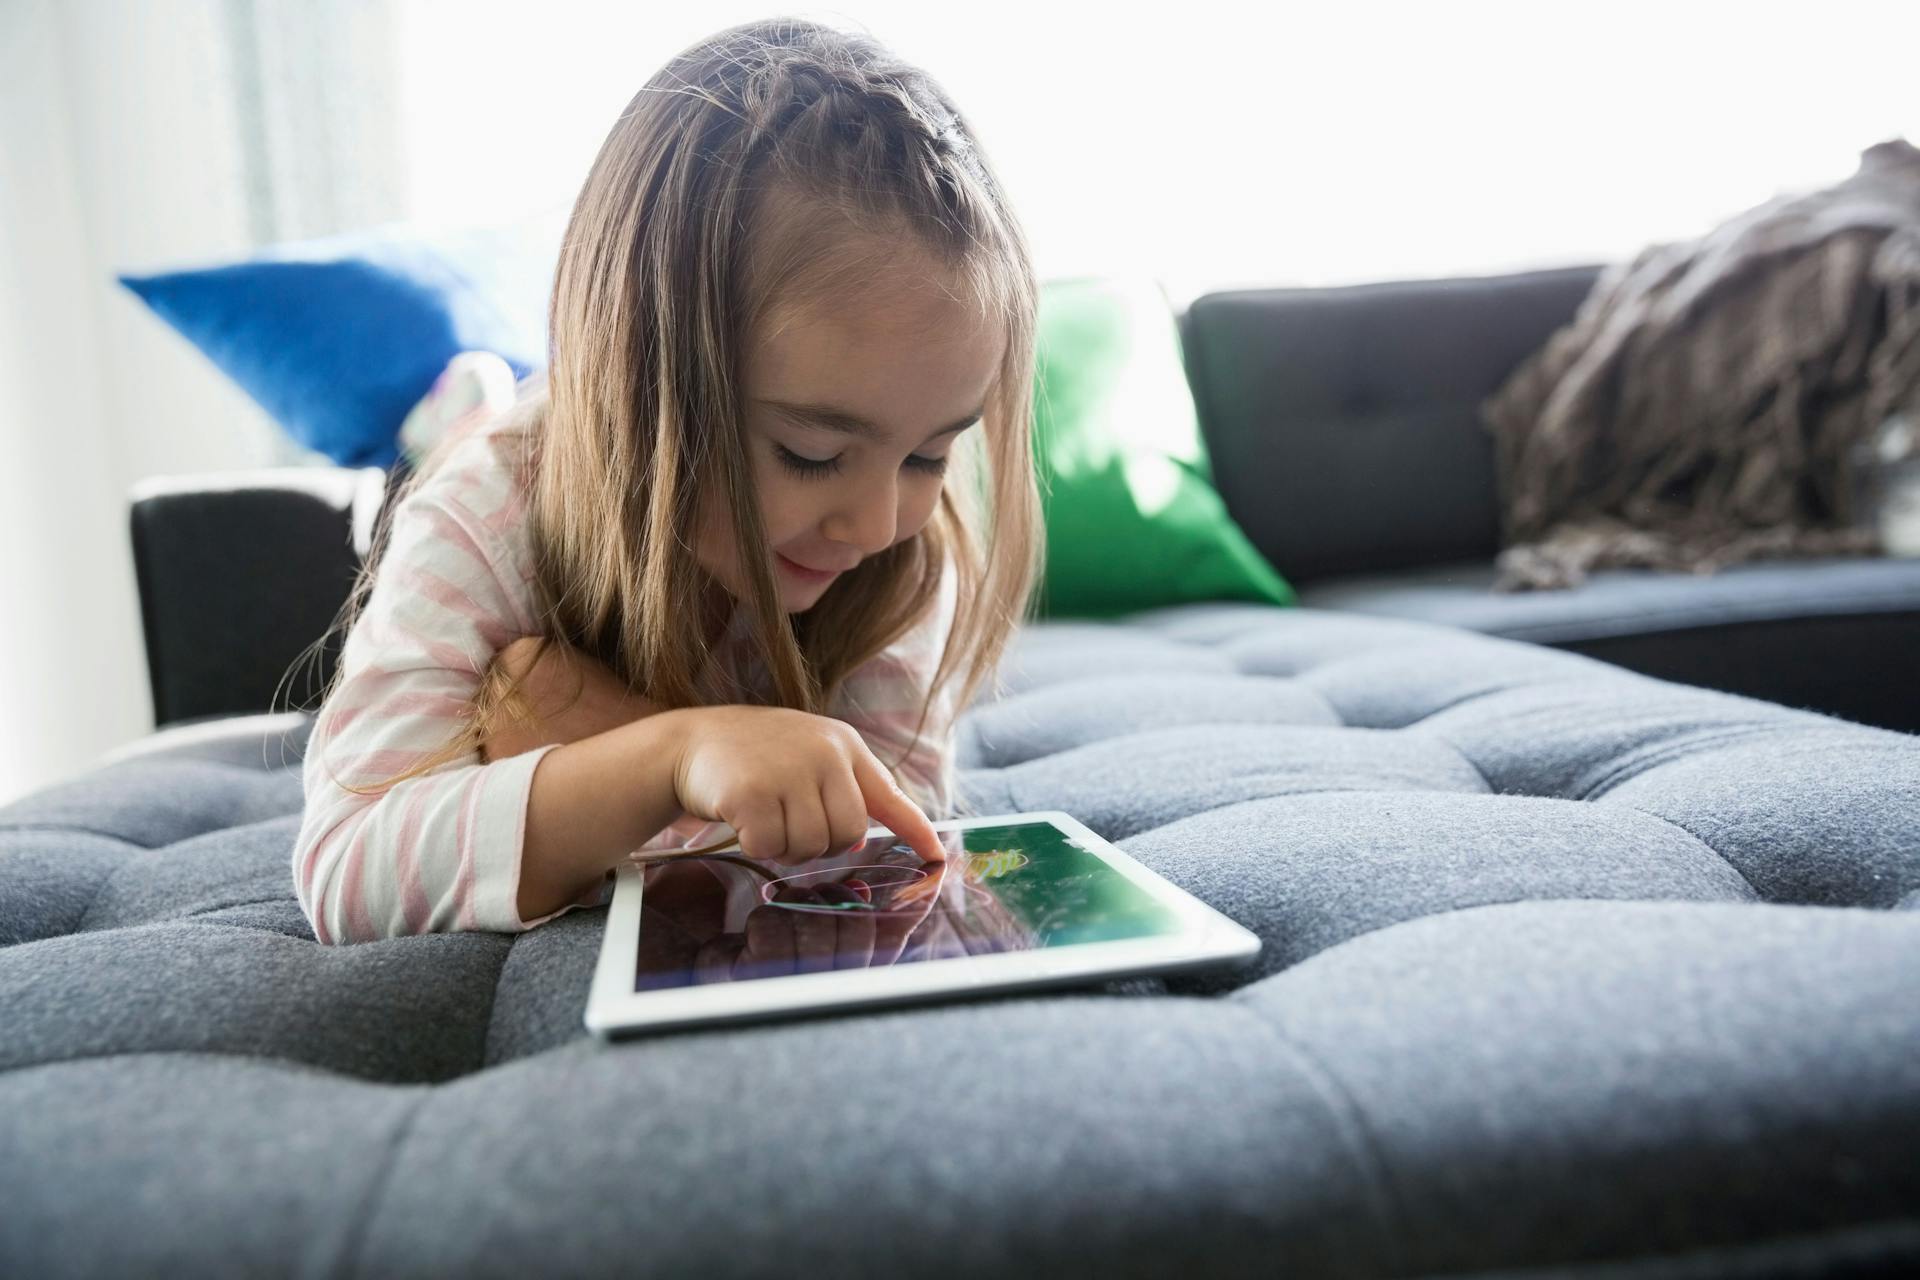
3, 607, 1919, 1278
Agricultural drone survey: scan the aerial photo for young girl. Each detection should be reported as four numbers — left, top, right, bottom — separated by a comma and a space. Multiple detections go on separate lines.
290, 17, 1043, 945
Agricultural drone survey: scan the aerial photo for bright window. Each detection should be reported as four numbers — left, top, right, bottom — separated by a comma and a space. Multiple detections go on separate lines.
395, 1, 1920, 306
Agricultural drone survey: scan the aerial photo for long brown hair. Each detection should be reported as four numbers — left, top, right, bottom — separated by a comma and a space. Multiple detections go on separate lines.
286, 17, 1043, 810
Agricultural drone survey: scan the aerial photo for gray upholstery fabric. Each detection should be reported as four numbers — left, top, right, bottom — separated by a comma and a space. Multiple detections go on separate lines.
1299, 557, 1920, 734
3, 608, 1918, 1278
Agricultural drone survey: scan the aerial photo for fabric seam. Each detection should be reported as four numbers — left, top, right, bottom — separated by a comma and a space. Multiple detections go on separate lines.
335, 1091, 431, 1280
1226, 1001, 1413, 1274
1613, 807, 1764, 901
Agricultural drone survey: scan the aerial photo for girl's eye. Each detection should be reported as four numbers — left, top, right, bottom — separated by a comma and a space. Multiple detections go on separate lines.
773, 444, 841, 478
773, 444, 948, 479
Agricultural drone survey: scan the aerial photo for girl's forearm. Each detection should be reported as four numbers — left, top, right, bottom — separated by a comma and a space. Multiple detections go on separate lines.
518, 710, 693, 922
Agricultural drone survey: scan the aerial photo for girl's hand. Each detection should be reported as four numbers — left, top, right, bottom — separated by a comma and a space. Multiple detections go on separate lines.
479, 636, 666, 762
669, 706, 946, 867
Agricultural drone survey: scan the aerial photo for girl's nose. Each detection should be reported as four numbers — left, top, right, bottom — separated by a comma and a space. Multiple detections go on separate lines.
823, 483, 898, 555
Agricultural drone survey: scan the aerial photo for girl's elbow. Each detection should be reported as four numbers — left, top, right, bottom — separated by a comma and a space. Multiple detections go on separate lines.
292, 825, 383, 946
293, 859, 351, 945
293, 874, 341, 946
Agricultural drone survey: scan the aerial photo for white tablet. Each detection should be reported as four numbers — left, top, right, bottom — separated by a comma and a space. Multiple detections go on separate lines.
585, 809, 1261, 1038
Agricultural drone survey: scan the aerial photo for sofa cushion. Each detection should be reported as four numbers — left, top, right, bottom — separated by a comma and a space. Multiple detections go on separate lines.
2, 609, 1917, 1277
1298, 556, 1920, 732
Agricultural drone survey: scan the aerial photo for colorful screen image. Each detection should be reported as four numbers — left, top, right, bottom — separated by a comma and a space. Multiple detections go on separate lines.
633, 820, 1184, 991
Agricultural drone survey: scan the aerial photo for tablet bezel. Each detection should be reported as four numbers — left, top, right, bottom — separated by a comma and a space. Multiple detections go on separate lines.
584, 809, 1261, 1038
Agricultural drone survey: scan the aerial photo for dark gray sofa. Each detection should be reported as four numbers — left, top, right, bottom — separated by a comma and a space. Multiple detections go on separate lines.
1181, 265, 1920, 735
5, 268, 1919, 1278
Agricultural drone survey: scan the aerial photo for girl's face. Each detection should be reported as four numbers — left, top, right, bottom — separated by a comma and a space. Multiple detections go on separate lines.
695, 257, 1004, 618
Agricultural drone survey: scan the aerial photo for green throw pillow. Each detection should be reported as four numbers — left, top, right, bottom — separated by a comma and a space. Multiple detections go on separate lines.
1030, 277, 1295, 618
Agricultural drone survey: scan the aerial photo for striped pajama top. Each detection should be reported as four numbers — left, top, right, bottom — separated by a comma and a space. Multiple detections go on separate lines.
291, 393, 962, 945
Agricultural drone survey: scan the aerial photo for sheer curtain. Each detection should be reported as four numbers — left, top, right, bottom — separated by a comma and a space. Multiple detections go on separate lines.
0, 0, 406, 804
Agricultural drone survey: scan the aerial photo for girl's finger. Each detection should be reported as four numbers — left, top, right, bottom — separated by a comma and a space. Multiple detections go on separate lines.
730, 798, 785, 862
821, 768, 872, 855
781, 789, 833, 865
850, 752, 944, 865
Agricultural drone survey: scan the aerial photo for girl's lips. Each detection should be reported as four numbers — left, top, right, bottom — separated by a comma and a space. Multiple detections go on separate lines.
777, 553, 843, 582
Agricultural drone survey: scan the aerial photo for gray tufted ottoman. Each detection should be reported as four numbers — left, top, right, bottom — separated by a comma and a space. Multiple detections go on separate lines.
4, 608, 1918, 1278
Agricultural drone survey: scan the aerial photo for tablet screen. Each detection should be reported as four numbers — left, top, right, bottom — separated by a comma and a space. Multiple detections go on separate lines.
633, 819, 1184, 991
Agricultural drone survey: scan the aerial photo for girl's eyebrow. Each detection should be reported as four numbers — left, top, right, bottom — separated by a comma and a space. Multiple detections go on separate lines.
758, 398, 984, 443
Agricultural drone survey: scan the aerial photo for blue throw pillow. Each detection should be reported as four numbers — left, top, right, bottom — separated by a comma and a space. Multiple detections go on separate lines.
117, 208, 567, 467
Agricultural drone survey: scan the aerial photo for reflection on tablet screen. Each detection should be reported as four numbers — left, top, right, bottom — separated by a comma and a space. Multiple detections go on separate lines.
634, 821, 1181, 991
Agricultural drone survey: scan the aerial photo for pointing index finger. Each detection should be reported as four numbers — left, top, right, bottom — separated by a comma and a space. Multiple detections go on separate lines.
856, 759, 946, 864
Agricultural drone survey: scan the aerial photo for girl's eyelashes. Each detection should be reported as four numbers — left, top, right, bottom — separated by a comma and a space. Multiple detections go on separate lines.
773, 444, 840, 478
773, 443, 948, 479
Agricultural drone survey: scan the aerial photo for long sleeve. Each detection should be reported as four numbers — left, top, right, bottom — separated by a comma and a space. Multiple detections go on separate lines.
832, 550, 965, 821
291, 418, 609, 944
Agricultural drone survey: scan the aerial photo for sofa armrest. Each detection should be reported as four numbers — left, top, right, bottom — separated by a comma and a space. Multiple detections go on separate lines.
129, 467, 389, 727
